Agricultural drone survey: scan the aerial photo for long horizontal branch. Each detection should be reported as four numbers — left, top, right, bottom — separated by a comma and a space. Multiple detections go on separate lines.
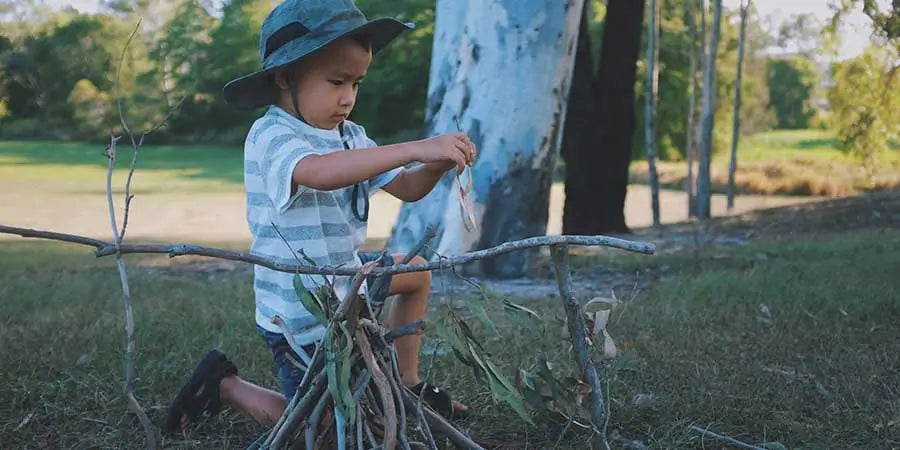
0, 224, 655, 276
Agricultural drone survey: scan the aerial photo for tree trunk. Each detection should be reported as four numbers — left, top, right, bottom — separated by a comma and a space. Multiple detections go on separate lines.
727, 0, 749, 211
562, 0, 647, 235
389, 0, 585, 278
696, 0, 722, 220
561, 1, 599, 235
686, 0, 700, 218
645, 0, 661, 227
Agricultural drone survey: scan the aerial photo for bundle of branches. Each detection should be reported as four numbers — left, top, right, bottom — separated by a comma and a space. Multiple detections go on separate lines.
251, 250, 481, 450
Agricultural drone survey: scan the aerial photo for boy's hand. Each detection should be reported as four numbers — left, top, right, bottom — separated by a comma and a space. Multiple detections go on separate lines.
414, 132, 477, 174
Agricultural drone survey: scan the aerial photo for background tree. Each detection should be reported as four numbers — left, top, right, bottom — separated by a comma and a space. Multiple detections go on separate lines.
645, 0, 661, 226
696, 0, 722, 219
562, 0, 646, 235
766, 56, 819, 129
727, 0, 750, 211
389, 0, 585, 278
828, 46, 900, 169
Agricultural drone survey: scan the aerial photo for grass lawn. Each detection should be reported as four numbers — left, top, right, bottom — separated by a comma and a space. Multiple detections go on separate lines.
0, 140, 244, 196
630, 129, 900, 197
1, 219, 897, 448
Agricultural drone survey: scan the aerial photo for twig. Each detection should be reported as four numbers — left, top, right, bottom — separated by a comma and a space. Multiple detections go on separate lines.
270, 370, 328, 449
383, 320, 426, 343
0, 225, 654, 276
356, 327, 397, 450
400, 389, 484, 450
0, 226, 107, 248
551, 411, 576, 450
689, 425, 768, 450
115, 19, 141, 140
306, 391, 332, 450
416, 342, 444, 450
104, 132, 155, 450
550, 245, 608, 450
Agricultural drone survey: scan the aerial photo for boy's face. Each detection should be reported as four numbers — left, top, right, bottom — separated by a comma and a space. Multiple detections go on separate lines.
275, 36, 373, 130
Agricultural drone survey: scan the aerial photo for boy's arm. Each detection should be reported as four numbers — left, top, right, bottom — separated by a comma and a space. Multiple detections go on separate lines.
381, 161, 461, 202
292, 132, 473, 192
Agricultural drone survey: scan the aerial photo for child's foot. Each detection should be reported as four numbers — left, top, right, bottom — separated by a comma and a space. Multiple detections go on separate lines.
408, 382, 470, 420
163, 349, 238, 435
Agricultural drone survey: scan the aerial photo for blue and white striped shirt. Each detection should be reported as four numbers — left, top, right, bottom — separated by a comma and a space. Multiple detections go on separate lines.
244, 106, 401, 345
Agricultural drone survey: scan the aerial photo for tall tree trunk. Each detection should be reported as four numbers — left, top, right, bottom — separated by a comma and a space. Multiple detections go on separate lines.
727, 0, 749, 211
645, 0, 661, 227
389, 0, 585, 278
685, 0, 700, 218
563, 0, 647, 235
696, 0, 722, 219
561, 1, 599, 235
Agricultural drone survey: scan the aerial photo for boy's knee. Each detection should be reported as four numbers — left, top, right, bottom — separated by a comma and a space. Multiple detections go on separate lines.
408, 255, 430, 282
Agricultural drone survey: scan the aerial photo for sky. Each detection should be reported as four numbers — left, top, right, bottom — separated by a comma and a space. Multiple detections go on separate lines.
56, 0, 886, 60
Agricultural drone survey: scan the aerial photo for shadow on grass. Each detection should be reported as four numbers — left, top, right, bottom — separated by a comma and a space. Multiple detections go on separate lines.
0, 140, 245, 185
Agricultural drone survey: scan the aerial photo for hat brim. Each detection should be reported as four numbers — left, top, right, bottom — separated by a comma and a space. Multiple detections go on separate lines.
223, 18, 413, 110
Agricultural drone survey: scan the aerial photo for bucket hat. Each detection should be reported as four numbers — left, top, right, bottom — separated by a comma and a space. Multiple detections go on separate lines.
223, 0, 414, 109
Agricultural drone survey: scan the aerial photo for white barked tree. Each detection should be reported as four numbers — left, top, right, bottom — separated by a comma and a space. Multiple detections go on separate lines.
388, 0, 585, 278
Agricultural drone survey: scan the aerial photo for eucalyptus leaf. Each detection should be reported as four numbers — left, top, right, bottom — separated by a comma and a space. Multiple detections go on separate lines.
294, 274, 328, 325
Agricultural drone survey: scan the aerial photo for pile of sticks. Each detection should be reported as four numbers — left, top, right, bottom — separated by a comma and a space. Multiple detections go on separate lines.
252, 248, 484, 450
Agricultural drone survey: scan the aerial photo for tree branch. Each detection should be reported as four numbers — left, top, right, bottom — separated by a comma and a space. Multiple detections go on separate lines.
0, 225, 655, 276
550, 245, 608, 450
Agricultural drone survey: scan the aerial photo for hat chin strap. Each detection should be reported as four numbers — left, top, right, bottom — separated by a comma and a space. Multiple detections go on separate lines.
287, 73, 309, 125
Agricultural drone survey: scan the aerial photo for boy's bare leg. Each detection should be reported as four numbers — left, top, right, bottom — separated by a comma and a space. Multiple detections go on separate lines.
179, 376, 285, 431
387, 254, 468, 412
220, 376, 286, 425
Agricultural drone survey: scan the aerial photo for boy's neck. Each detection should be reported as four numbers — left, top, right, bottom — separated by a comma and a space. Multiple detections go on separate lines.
274, 104, 342, 132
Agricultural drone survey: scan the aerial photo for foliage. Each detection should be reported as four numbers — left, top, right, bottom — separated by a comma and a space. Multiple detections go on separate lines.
632, 1, 774, 162
766, 56, 820, 129
827, 46, 900, 167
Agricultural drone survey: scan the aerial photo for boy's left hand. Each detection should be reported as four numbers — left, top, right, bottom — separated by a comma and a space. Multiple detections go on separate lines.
423, 136, 477, 175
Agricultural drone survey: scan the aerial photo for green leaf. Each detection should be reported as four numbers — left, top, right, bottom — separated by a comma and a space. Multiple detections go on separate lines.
337, 322, 355, 423
485, 359, 517, 393
455, 319, 486, 352
324, 327, 346, 417
466, 297, 497, 334
294, 274, 328, 325
486, 370, 534, 425
502, 300, 541, 320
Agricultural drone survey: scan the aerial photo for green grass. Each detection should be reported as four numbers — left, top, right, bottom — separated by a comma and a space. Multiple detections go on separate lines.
631, 129, 900, 196
0, 140, 244, 195
2, 226, 897, 448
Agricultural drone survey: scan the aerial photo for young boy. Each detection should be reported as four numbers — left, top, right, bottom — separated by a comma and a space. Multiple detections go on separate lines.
164, 0, 474, 434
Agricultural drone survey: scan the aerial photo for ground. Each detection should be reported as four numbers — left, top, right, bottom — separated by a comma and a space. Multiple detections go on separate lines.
1, 136, 898, 449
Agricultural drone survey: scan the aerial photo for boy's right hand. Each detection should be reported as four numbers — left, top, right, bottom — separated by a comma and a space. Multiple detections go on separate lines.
414, 132, 477, 174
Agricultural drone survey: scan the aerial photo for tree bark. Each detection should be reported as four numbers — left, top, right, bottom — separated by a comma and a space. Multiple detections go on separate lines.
645, 0, 661, 227
697, 0, 723, 220
686, 0, 700, 218
561, 1, 599, 235
727, 0, 749, 211
562, 0, 647, 235
389, 0, 585, 278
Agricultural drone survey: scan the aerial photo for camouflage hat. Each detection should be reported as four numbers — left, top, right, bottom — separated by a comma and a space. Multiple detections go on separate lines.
223, 0, 413, 109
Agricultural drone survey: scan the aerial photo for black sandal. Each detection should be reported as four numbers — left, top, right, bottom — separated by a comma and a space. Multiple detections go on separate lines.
163, 348, 238, 435
408, 382, 469, 420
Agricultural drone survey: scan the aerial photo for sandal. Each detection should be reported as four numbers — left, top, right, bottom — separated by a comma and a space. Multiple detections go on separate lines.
408, 382, 469, 420
163, 348, 238, 435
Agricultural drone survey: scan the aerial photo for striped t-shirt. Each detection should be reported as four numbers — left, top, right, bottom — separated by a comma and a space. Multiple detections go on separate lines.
244, 106, 401, 345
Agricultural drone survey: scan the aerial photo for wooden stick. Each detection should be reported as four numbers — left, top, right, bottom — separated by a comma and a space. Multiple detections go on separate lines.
689, 426, 769, 450
0, 225, 654, 277
270, 370, 328, 449
550, 245, 608, 450
306, 390, 332, 450
356, 327, 397, 450
400, 389, 484, 450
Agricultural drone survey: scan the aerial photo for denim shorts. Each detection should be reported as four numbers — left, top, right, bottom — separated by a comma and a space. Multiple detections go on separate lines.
258, 251, 395, 400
